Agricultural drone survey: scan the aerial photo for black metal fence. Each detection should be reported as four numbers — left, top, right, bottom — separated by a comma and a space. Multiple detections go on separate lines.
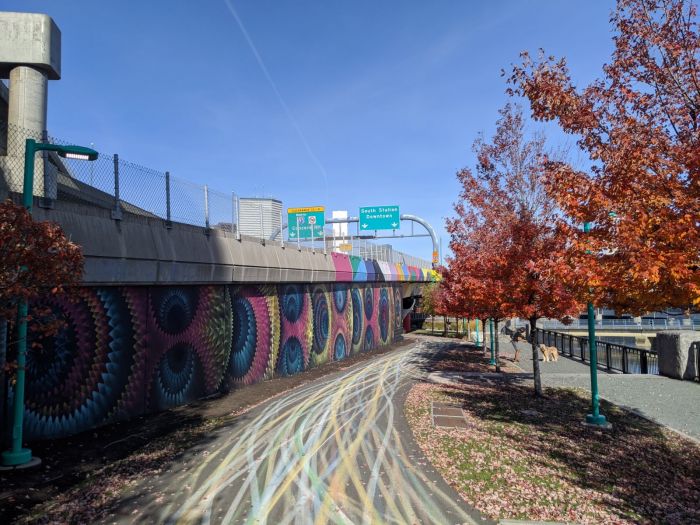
535, 329, 659, 375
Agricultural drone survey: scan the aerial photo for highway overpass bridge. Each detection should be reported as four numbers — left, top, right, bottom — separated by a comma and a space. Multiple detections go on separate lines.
3, 194, 435, 440
0, 11, 435, 441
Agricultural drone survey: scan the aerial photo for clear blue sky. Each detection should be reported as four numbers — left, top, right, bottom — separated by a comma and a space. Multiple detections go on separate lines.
5, 1, 615, 261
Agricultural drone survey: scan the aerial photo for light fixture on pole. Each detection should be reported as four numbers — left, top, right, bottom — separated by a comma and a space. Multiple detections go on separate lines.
1, 139, 98, 468
582, 220, 611, 429
489, 318, 496, 366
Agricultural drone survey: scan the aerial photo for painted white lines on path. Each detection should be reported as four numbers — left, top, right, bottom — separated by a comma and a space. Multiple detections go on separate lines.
128, 342, 478, 525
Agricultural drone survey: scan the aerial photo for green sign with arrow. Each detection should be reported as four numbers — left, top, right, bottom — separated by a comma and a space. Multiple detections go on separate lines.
359, 205, 400, 231
288, 206, 325, 239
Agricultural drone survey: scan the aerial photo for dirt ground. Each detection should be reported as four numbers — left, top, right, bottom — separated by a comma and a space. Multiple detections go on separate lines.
0, 338, 411, 524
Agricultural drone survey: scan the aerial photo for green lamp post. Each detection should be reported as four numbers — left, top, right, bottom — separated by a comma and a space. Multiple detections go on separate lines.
1, 138, 98, 467
583, 221, 610, 429
475, 319, 481, 347
489, 318, 496, 366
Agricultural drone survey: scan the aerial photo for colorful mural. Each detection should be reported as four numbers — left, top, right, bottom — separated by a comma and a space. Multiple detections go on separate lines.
19, 283, 406, 440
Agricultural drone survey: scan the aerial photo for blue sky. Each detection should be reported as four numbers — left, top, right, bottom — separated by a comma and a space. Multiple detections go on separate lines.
5, 1, 615, 261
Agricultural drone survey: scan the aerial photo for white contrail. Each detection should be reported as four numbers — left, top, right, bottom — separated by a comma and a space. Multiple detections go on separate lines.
222, 0, 330, 199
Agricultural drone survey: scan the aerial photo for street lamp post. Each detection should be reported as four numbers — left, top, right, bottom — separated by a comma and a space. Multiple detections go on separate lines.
489, 318, 496, 366
475, 318, 481, 347
583, 221, 610, 429
1, 138, 97, 468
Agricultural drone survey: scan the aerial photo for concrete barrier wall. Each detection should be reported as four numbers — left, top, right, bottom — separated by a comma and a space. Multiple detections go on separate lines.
31, 199, 435, 286
18, 282, 405, 440
657, 331, 700, 380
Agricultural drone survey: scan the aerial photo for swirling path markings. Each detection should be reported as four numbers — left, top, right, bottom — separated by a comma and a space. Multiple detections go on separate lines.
112, 341, 484, 525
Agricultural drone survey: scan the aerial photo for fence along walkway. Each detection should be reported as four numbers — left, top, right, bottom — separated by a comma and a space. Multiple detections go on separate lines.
535, 329, 659, 375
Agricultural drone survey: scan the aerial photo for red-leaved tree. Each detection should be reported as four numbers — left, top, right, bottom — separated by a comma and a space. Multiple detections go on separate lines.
446, 105, 583, 395
509, 0, 700, 313
0, 199, 84, 374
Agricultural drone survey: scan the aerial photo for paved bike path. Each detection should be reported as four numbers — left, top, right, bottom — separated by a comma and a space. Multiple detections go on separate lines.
105, 341, 487, 524
507, 338, 700, 441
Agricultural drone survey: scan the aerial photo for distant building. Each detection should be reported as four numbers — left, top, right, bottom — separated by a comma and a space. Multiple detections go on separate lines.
331, 210, 349, 249
238, 197, 282, 240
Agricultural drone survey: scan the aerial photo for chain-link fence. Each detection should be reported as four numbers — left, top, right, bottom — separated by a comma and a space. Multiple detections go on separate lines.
1, 119, 433, 265
0, 120, 240, 232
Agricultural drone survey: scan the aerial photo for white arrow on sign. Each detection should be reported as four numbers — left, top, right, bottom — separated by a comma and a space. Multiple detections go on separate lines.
391, 222, 398, 228
362, 223, 368, 228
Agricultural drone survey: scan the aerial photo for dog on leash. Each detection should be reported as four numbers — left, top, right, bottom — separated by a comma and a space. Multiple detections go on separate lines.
537, 343, 559, 362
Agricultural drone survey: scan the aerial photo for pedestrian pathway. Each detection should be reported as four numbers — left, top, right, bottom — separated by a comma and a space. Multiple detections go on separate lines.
506, 338, 700, 441
106, 341, 485, 524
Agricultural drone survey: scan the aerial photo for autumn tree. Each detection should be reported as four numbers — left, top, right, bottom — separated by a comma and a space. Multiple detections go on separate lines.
509, 0, 700, 313
420, 281, 441, 333
0, 200, 83, 399
446, 105, 582, 395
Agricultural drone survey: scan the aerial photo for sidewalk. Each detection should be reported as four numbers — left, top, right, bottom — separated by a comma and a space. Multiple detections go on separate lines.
505, 337, 700, 441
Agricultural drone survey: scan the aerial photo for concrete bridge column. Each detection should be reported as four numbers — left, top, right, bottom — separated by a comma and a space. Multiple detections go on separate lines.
0, 11, 61, 197
6, 65, 48, 195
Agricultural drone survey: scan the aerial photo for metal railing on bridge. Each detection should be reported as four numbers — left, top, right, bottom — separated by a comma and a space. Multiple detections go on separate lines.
535, 329, 659, 375
539, 318, 700, 331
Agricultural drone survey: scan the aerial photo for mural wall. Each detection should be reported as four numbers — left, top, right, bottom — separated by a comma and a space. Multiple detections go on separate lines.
20, 283, 405, 440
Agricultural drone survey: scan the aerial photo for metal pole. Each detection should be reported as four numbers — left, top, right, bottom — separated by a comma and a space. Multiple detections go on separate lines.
231, 192, 236, 238
297, 217, 301, 250
165, 171, 172, 227
259, 201, 264, 243
583, 221, 609, 428
111, 154, 122, 220
236, 195, 241, 240
279, 205, 284, 248
38, 129, 54, 209
2, 139, 37, 466
204, 184, 210, 230
475, 318, 481, 347
489, 318, 496, 365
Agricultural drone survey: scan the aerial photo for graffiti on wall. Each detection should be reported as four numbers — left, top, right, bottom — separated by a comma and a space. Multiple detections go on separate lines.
19, 283, 404, 439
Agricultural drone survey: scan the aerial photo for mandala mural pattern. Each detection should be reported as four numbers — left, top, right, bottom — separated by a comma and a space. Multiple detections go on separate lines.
24, 288, 143, 439
350, 288, 364, 354
228, 286, 278, 386
278, 284, 312, 376
15, 283, 406, 440
378, 287, 391, 345
311, 287, 332, 367
394, 287, 403, 338
331, 284, 352, 361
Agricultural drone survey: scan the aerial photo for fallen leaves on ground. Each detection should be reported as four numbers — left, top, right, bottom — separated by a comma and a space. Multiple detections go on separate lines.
404, 381, 700, 524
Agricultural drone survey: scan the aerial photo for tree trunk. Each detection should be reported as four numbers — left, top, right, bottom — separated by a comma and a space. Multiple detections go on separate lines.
494, 319, 501, 373
432, 315, 434, 334
443, 315, 448, 337
530, 317, 542, 397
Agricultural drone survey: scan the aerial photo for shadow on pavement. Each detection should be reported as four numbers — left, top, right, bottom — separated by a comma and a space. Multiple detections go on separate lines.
412, 338, 700, 523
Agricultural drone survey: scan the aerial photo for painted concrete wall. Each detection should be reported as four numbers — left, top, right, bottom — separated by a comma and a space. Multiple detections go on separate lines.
20, 282, 405, 440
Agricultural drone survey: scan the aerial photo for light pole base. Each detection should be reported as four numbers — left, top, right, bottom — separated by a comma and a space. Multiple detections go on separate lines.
583, 414, 613, 430
1, 447, 33, 467
489, 359, 497, 366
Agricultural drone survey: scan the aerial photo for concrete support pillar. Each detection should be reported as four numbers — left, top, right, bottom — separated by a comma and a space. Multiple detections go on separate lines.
6, 65, 47, 195
0, 12, 61, 197
8, 66, 47, 131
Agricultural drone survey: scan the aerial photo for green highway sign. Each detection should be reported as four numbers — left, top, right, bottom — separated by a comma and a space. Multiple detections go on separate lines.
288, 206, 325, 239
359, 205, 400, 231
